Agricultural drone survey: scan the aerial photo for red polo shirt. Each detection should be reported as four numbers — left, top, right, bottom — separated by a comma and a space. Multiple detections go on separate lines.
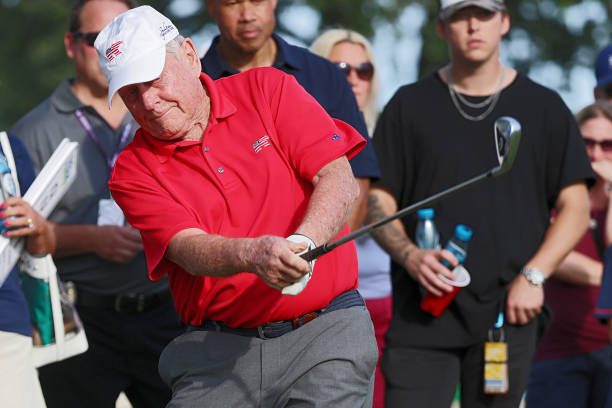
109, 68, 365, 327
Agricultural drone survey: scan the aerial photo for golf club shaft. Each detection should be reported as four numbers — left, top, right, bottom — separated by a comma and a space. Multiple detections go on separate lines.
301, 166, 500, 262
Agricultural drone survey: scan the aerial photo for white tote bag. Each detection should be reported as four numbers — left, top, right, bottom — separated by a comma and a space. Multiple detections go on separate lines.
0, 131, 88, 367
19, 253, 88, 367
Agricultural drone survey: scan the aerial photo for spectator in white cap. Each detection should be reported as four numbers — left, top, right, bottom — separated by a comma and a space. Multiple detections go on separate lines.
368, 0, 593, 407
595, 45, 612, 102
96, 5, 378, 408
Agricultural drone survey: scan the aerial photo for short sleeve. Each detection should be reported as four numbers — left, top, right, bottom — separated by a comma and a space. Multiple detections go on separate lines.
372, 89, 410, 203
7, 134, 36, 194
543, 95, 595, 206
322, 67, 380, 180
261, 71, 366, 182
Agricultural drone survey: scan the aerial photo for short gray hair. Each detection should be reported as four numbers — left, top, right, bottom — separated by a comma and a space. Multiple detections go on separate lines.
166, 35, 185, 54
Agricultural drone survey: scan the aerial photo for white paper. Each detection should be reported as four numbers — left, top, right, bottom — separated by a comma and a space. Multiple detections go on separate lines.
0, 138, 79, 286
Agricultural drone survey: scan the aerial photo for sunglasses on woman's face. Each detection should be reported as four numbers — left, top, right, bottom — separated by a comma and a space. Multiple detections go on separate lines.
72, 31, 99, 47
334, 61, 374, 81
583, 137, 612, 152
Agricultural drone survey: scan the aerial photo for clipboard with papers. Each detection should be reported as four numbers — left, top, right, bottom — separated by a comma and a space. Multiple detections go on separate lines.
0, 137, 79, 286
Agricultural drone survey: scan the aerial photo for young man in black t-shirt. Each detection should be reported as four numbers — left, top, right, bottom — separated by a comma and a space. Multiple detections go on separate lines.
368, 1, 595, 407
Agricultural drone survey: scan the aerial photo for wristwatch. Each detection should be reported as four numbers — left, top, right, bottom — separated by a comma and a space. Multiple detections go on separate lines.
521, 267, 546, 287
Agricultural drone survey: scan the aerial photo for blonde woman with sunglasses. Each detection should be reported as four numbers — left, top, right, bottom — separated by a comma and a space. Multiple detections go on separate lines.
311, 29, 389, 408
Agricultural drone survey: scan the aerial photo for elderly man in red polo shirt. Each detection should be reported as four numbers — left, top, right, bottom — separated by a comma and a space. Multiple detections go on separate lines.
96, 5, 377, 408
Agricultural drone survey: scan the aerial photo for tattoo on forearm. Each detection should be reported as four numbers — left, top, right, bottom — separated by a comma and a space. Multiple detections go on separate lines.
364, 193, 385, 225
400, 245, 417, 267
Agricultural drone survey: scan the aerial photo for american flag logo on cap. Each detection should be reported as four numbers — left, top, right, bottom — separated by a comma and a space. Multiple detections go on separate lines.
105, 41, 123, 61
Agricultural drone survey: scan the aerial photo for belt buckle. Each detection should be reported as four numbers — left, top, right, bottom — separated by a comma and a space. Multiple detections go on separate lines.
257, 326, 268, 340
114, 293, 146, 313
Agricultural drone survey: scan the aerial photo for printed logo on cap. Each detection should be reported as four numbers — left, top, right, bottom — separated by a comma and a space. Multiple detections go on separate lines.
105, 41, 123, 62
159, 23, 176, 40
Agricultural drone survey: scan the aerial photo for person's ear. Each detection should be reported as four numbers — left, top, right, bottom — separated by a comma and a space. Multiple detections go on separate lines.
65, 32, 76, 59
180, 38, 202, 74
436, 19, 447, 41
204, 0, 216, 18
500, 12, 510, 36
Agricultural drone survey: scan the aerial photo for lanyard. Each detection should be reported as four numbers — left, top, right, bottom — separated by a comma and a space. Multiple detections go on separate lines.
75, 109, 132, 173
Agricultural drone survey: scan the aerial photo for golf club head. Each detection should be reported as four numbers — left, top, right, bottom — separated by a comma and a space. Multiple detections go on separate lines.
494, 116, 521, 176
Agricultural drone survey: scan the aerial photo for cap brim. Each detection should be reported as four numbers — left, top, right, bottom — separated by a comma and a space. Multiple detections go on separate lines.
440, 0, 503, 20
107, 45, 167, 108
597, 72, 612, 88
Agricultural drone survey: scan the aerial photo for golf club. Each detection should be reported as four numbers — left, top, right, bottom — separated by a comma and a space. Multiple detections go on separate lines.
300, 116, 522, 262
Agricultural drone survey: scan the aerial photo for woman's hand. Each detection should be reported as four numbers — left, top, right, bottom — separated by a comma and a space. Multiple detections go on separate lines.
0, 197, 56, 254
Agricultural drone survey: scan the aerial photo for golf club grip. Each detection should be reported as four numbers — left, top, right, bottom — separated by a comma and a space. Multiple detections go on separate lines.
300, 244, 330, 262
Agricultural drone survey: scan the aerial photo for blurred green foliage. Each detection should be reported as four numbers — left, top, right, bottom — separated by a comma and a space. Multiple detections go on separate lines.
1, 0, 610, 129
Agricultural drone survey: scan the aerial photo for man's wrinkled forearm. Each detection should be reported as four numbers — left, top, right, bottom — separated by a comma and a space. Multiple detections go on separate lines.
295, 157, 358, 245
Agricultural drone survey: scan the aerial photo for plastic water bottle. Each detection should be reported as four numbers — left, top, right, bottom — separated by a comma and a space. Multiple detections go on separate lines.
441, 224, 473, 268
415, 208, 440, 249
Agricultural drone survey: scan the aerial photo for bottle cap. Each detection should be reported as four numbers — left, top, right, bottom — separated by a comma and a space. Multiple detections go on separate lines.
455, 224, 473, 241
417, 208, 434, 220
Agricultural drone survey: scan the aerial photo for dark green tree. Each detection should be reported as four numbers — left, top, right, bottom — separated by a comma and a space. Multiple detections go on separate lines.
1, 0, 610, 129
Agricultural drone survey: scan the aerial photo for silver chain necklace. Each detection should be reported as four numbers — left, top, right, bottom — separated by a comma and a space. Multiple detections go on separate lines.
447, 66, 505, 122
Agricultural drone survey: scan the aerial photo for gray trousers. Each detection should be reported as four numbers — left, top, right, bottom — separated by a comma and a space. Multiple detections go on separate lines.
159, 306, 378, 408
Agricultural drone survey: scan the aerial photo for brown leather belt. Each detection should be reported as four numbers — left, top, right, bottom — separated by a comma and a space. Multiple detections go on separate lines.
189, 289, 364, 339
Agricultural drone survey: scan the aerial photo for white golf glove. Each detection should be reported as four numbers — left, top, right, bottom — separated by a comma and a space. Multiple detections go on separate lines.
282, 234, 316, 296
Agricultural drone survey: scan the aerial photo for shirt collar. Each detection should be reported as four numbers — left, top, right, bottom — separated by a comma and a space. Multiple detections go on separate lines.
51, 79, 88, 113
142, 72, 236, 163
203, 33, 301, 79
202, 36, 239, 78
271, 33, 300, 72
51, 78, 136, 130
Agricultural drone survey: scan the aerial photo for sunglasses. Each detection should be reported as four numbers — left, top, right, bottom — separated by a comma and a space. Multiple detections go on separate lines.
583, 137, 612, 152
72, 31, 99, 47
334, 61, 374, 81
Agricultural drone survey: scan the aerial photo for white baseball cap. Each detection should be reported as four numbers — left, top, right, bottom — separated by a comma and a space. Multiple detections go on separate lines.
439, 0, 506, 20
94, 5, 178, 108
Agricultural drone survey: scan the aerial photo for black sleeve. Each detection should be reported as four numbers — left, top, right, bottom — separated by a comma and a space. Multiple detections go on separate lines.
7, 134, 36, 194
543, 93, 595, 206
372, 88, 410, 203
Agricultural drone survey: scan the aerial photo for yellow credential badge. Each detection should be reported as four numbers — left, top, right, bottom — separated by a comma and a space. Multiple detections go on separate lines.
483, 341, 508, 394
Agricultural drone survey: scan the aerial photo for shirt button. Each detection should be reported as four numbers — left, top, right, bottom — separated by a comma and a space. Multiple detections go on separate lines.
218, 167, 224, 174
204, 146, 209, 152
